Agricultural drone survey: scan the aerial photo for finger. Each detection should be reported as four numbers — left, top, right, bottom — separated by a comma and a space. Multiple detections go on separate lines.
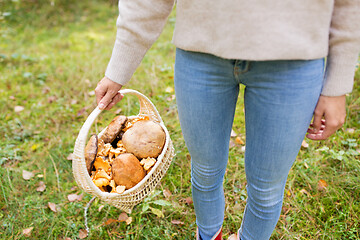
98, 90, 117, 110
312, 110, 324, 134
95, 83, 106, 105
307, 123, 325, 134
104, 93, 122, 110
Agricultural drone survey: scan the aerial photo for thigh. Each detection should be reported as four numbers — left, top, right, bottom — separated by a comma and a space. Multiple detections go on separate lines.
174, 48, 239, 172
243, 59, 324, 185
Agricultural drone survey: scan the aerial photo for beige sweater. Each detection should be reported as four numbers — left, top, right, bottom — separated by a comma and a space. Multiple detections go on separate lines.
105, 0, 360, 96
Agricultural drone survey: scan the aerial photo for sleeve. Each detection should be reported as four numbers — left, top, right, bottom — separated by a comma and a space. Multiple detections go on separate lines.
322, 0, 360, 96
105, 0, 175, 86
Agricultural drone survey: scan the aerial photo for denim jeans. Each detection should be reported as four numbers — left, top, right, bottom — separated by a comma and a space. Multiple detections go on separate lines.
174, 48, 324, 240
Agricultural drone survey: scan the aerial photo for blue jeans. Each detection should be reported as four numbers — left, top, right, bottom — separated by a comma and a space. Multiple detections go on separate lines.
174, 48, 324, 240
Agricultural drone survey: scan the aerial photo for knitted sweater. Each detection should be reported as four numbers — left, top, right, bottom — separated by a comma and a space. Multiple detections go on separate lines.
105, 0, 360, 96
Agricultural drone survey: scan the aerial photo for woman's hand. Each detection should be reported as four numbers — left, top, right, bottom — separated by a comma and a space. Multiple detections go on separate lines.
95, 76, 123, 110
306, 95, 346, 140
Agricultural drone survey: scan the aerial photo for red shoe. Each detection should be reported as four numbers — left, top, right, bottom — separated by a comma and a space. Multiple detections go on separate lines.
196, 227, 222, 240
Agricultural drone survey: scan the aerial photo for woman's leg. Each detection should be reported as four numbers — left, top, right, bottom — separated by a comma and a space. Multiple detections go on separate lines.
174, 48, 238, 240
238, 59, 325, 239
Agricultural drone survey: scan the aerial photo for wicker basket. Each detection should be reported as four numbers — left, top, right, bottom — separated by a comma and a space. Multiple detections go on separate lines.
72, 89, 175, 213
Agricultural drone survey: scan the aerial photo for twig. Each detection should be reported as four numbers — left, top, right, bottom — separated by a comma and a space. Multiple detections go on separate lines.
49, 154, 60, 191
84, 196, 97, 234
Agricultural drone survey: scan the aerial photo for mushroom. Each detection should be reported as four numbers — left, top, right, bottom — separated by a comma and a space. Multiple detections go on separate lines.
93, 156, 111, 174
122, 120, 166, 159
140, 157, 156, 171
112, 153, 146, 189
99, 115, 127, 144
84, 134, 98, 174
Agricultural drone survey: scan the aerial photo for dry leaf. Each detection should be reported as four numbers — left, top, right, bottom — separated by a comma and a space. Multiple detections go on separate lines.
165, 86, 174, 93
301, 140, 309, 148
98, 205, 105, 212
47, 96, 57, 103
104, 218, 118, 225
79, 229, 88, 239
36, 181, 46, 192
67, 193, 82, 202
229, 140, 236, 148
65, 238, 72, 240
126, 217, 132, 225
115, 108, 122, 114
22, 170, 34, 180
9, 95, 16, 100
171, 220, 184, 225
66, 153, 74, 161
240, 146, 246, 152
304, 162, 309, 169
346, 128, 355, 134
163, 188, 172, 199
23, 227, 34, 237
185, 197, 193, 205
88, 90, 95, 96
300, 189, 310, 196
42, 86, 50, 94
317, 179, 328, 191
48, 202, 57, 212
14, 106, 25, 112
118, 212, 129, 222
115, 185, 126, 194
235, 137, 244, 145
231, 129, 237, 137
70, 99, 78, 105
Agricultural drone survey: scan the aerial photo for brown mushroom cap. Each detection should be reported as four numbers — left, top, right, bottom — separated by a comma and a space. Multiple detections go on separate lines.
99, 115, 127, 144
122, 120, 166, 159
112, 153, 146, 189
85, 134, 98, 174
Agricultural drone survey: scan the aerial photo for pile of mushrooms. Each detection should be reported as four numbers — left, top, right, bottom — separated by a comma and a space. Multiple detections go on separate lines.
84, 115, 166, 194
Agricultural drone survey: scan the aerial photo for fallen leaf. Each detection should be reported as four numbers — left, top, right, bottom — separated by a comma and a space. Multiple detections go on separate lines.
118, 212, 129, 221
65, 238, 72, 240
304, 162, 309, 169
23, 227, 34, 237
22, 170, 34, 180
165, 86, 174, 93
9, 95, 15, 100
88, 90, 95, 96
171, 220, 184, 225
300, 189, 310, 196
301, 140, 309, 148
105, 218, 118, 225
229, 140, 236, 148
77, 107, 87, 117
235, 137, 244, 145
240, 146, 246, 152
84, 79, 91, 86
185, 197, 193, 205
14, 106, 25, 112
163, 188, 172, 199
346, 128, 355, 134
230, 129, 237, 137
47, 96, 57, 103
115, 108, 122, 114
79, 229, 88, 239
48, 202, 57, 212
71, 99, 78, 105
42, 86, 50, 94
126, 217, 132, 225
98, 205, 105, 212
36, 181, 46, 192
37, 174, 44, 178
67, 193, 82, 202
317, 179, 328, 191
66, 153, 74, 161
149, 207, 164, 218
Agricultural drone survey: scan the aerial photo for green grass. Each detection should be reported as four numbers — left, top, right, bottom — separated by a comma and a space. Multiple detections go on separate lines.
1, 1, 359, 239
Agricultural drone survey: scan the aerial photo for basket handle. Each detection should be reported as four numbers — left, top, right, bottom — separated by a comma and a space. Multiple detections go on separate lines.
73, 89, 164, 191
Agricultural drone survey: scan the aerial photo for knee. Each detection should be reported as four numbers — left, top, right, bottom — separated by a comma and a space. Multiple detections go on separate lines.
191, 164, 226, 192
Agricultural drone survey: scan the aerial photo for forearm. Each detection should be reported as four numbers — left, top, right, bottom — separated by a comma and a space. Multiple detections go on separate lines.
105, 0, 175, 85
322, 0, 360, 96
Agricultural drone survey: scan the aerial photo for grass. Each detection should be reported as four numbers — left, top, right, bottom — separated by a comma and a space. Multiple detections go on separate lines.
0, 1, 359, 239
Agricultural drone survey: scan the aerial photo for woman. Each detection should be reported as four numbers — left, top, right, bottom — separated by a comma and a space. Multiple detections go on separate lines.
94, 1, 360, 239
